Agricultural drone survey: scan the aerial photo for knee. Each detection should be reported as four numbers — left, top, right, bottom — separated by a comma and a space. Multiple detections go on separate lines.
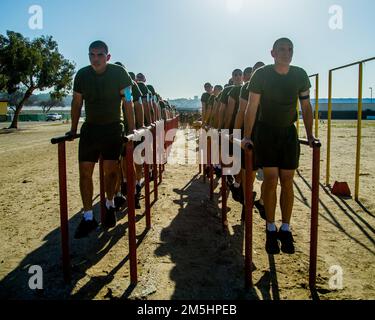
264, 174, 279, 188
80, 169, 93, 181
106, 168, 118, 180
280, 175, 294, 188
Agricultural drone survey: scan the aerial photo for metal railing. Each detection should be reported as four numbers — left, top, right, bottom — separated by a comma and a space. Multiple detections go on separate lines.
51, 116, 179, 283
326, 57, 375, 200
199, 128, 321, 289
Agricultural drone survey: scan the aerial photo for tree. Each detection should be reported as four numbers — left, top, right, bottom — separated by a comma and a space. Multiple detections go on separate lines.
40, 94, 65, 114
0, 31, 75, 128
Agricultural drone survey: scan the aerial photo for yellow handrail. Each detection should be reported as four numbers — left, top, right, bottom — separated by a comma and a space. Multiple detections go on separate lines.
325, 57, 375, 201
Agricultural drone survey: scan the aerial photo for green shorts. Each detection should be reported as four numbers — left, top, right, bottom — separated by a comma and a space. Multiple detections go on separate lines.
79, 122, 124, 163
253, 122, 300, 170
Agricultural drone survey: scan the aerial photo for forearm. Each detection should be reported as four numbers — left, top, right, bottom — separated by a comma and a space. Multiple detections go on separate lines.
224, 101, 235, 128
124, 101, 135, 133
201, 103, 206, 120
234, 99, 247, 129
204, 106, 212, 125
70, 100, 82, 132
143, 99, 152, 125
134, 101, 144, 128
149, 102, 155, 123
217, 103, 225, 129
302, 101, 314, 137
243, 103, 257, 138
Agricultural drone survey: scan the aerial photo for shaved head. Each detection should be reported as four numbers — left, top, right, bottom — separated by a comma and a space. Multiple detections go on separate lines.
273, 37, 293, 50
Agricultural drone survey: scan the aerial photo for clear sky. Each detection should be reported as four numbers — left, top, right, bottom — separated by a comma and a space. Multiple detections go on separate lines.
0, 0, 374, 99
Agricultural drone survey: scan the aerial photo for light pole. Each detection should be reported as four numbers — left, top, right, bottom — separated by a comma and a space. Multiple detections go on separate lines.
370, 87, 373, 104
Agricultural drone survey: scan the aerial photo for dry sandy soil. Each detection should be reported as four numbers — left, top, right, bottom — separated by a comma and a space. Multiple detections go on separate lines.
0, 120, 374, 300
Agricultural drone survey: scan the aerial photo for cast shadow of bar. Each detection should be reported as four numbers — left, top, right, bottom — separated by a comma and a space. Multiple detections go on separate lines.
0, 198, 147, 299
151, 174, 259, 300
254, 254, 280, 300
295, 170, 375, 255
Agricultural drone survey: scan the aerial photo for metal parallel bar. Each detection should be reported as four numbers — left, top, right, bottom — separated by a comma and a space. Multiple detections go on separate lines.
125, 141, 137, 284
221, 161, 228, 230
309, 143, 321, 289
159, 164, 163, 184
326, 70, 333, 186
99, 156, 106, 224
152, 126, 158, 201
329, 56, 375, 72
51, 134, 80, 145
361, 57, 375, 64
244, 148, 254, 289
58, 142, 71, 283
355, 63, 363, 201
330, 61, 361, 72
208, 137, 214, 200
144, 163, 151, 229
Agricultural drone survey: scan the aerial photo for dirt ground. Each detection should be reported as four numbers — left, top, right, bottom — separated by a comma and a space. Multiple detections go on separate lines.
0, 120, 374, 300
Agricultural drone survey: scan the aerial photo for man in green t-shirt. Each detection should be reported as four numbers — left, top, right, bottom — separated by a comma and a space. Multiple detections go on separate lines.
232, 62, 266, 221
203, 85, 222, 127
67, 41, 135, 238
201, 82, 213, 121
112, 65, 145, 211
146, 84, 158, 122
243, 38, 316, 255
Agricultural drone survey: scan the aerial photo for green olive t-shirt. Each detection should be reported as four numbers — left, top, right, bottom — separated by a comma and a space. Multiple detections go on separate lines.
73, 63, 133, 124
248, 65, 311, 127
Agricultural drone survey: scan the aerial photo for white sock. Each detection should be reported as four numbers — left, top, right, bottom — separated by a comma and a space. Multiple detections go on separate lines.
106, 198, 115, 209
233, 182, 240, 188
267, 222, 277, 232
116, 192, 122, 197
83, 210, 93, 221
280, 223, 290, 232
259, 198, 264, 205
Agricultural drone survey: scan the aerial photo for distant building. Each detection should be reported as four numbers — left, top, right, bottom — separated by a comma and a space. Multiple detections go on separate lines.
0, 92, 9, 122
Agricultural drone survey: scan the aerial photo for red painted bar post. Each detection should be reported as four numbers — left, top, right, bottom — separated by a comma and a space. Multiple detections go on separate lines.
221, 162, 228, 231
99, 155, 106, 224
126, 141, 137, 284
152, 125, 158, 201
144, 163, 151, 229
244, 147, 254, 289
57, 142, 70, 282
208, 137, 214, 200
309, 143, 321, 289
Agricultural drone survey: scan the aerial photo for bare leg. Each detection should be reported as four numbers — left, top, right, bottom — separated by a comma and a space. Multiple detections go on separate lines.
279, 169, 295, 224
103, 160, 119, 201
114, 162, 122, 194
262, 167, 279, 223
135, 164, 143, 183
260, 181, 265, 202
79, 162, 96, 211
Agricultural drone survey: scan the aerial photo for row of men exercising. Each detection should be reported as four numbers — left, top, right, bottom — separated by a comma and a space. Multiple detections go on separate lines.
113, 62, 175, 212
200, 62, 266, 223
